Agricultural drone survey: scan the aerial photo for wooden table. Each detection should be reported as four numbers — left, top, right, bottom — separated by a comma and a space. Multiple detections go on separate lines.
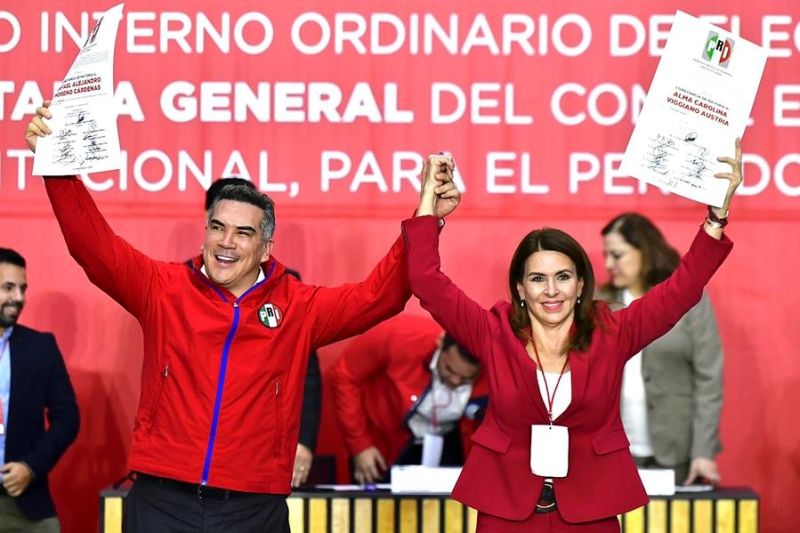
100, 486, 758, 532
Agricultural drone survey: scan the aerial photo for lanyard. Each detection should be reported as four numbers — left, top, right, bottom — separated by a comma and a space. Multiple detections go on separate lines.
530, 340, 569, 425
430, 384, 453, 432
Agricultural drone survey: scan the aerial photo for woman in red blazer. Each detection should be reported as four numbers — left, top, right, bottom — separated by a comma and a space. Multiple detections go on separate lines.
402, 145, 742, 532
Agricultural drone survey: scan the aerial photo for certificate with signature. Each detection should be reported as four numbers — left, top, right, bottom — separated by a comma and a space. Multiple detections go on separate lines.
620, 11, 767, 207
33, 3, 124, 176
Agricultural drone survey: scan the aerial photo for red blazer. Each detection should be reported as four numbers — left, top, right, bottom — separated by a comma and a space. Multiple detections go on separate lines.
402, 216, 732, 523
329, 314, 487, 466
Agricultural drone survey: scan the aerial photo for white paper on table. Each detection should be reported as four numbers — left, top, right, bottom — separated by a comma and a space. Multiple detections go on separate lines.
33, 3, 125, 176
637, 468, 676, 496
390, 465, 462, 494
675, 483, 715, 493
314, 484, 392, 491
619, 11, 767, 207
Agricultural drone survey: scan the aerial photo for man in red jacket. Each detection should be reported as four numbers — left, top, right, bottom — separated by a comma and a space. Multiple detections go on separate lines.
204, 177, 322, 488
329, 314, 487, 484
25, 103, 458, 532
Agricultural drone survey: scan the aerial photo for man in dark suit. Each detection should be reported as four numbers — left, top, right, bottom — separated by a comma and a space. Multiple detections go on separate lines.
0, 248, 80, 531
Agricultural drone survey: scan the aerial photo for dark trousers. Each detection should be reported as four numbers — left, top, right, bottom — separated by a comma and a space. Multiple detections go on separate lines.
123, 474, 289, 533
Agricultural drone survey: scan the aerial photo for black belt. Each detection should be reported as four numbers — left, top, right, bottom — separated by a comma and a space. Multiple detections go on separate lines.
535, 480, 557, 514
136, 473, 252, 500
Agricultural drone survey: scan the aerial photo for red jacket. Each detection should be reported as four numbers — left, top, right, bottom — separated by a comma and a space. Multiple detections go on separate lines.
402, 216, 732, 523
43, 177, 410, 494
329, 314, 487, 466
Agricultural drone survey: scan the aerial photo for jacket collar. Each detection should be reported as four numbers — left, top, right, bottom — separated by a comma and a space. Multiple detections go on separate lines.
7, 324, 28, 344
186, 255, 287, 303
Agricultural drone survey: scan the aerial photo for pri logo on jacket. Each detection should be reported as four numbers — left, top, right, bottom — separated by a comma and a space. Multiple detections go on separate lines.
258, 303, 283, 328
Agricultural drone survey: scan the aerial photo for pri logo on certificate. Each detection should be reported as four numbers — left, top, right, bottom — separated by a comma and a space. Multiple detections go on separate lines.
703, 32, 734, 68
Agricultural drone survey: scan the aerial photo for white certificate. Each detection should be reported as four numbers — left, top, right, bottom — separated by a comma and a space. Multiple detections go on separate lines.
620, 11, 767, 207
33, 3, 125, 176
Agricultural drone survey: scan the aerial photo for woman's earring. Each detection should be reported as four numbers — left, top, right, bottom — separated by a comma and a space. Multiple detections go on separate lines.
519, 299, 526, 308
577, 296, 582, 304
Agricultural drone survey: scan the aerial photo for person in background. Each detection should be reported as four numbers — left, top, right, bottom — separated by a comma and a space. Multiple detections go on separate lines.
205, 178, 321, 488
0, 248, 80, 532
329, 314, 487, 484
400, 141, 741, 531
598, 213, 723, 486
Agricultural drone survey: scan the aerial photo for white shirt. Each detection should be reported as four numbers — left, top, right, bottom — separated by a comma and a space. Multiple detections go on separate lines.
537, 369, 572, 421
200, 265, 266, 286
407, 348, 474, 440
619, 289, 654, 457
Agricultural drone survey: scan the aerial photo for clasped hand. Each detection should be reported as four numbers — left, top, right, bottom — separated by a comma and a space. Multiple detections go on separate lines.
417, 154, 459, 218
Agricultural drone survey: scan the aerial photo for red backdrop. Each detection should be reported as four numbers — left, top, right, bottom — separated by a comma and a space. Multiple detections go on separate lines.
1, 1, 799, 531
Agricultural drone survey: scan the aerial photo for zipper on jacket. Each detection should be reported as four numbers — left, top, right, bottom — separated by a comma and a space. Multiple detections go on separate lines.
147, 362, 170, 431
196, 266, 273, 486
201, 301, 240, 486
273, 379, 282, 457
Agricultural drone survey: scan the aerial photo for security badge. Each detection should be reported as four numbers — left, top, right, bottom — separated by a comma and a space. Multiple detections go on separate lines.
258, 303, 283, 328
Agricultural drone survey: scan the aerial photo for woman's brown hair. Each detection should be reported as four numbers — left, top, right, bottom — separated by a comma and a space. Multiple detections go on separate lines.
508, 228, 597, 352
601, 213, 680, 292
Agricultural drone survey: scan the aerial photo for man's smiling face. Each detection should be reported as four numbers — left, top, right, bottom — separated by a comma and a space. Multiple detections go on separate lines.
0, 262, 27, 331
202, 199, 272, 297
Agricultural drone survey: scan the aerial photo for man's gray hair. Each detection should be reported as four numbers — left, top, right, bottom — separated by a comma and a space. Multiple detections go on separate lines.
206, 184, 276, 241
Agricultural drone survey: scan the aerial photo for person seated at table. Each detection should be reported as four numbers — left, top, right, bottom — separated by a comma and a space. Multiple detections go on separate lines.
329, 314, 488, 484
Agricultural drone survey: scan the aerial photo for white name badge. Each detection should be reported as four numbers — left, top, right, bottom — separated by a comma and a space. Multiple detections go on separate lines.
530, 424, 569, 477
